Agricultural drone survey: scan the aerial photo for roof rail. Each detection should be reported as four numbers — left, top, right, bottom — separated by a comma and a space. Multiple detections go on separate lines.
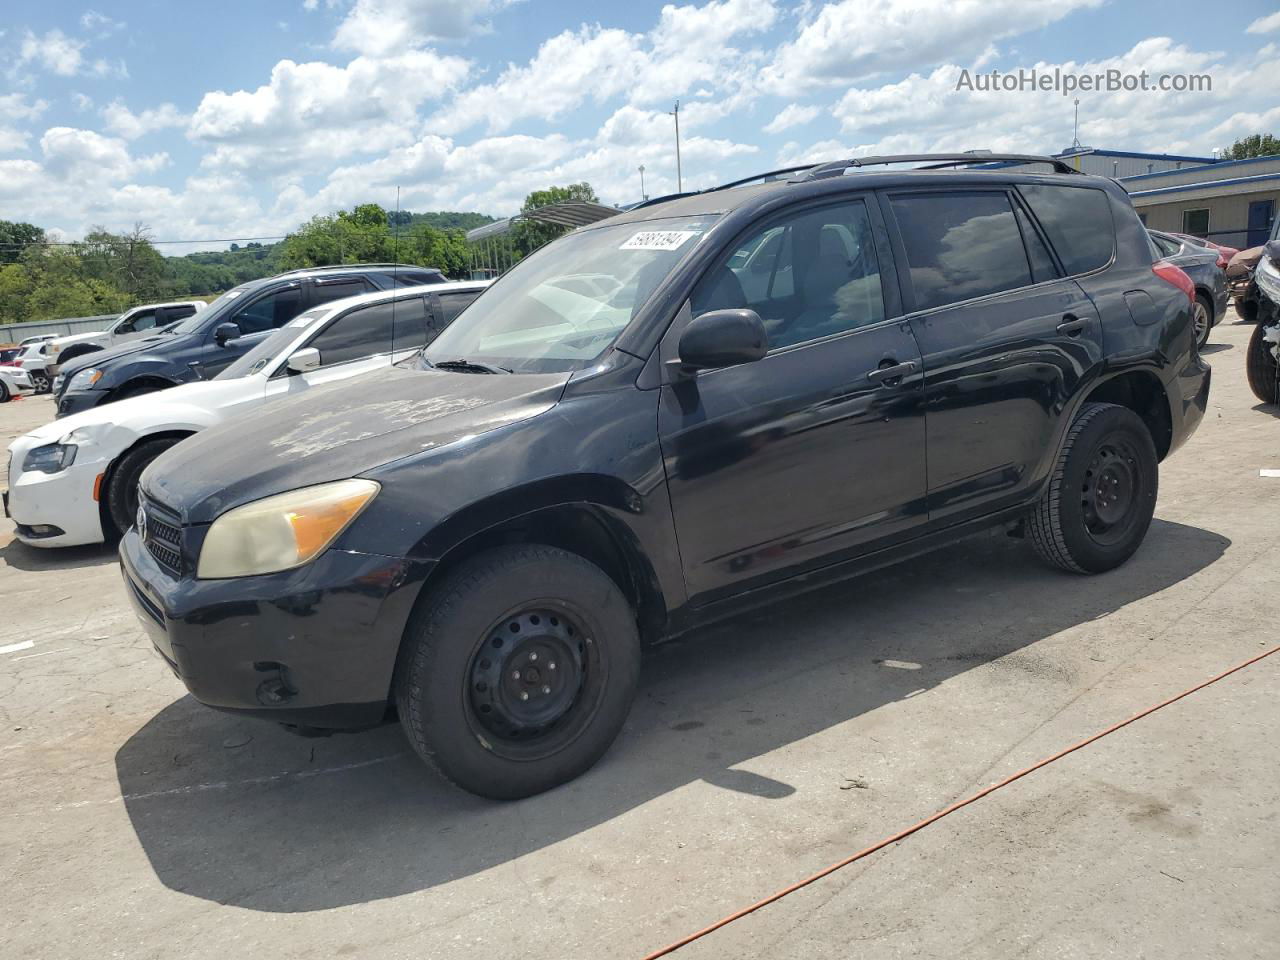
792, 153, 1079, 181
278, 262, 434, 276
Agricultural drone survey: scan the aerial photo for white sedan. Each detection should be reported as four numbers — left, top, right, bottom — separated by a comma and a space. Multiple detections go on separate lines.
0, 365, 36, 402
4, 280, 488, 547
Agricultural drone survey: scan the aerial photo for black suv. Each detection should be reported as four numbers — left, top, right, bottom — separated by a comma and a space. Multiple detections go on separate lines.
122, 155, 1209, 800
55, 264, 447, 417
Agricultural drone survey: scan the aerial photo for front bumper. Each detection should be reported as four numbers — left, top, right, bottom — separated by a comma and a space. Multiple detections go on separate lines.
5, 457, 107, 547
56, 388, 110, 418
119, 526, 427, 728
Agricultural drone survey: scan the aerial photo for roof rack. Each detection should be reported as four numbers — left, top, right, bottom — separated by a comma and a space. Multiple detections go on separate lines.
278, 262, 434, 276
792, 153, 1078, 181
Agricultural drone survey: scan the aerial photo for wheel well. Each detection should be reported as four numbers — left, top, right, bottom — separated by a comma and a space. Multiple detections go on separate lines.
59, 343, 103, 362
419, 505, 667, 645
1193, 286, 1214, 318
111, 376, 176, 402
1082, 372, 1172, 460
98, 430, 196, 534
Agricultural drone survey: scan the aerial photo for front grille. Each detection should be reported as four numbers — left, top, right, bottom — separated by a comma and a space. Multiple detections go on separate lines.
142, 499, 185, 576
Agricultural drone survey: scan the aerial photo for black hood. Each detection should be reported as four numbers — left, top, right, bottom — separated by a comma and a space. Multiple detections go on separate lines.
141, 365, 570, 524
60, 332, 197, 379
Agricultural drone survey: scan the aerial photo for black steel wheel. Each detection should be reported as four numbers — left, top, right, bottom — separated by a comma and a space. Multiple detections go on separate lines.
466, 604, 598, 760
396, 544, 640, 799
1028, 402, 1158, 574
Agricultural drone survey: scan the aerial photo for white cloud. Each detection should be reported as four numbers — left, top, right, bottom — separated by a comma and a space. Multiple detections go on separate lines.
72, 92, 94, 112
763, 0, 1103, 90
815, 37, 1276, 161
1246, 11, 1280, 34
102, 100, 189, 139
333, 0, 513, 55
763, 103, 820, 134
39, 127, 168, 182
433, 1, 778, 135
0, 94, 48, 155
188, 50, 470, 174
18, 28, 86, 76
80, 10, 126, 37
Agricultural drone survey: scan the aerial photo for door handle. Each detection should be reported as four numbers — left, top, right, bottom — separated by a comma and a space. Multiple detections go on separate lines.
1056, 315, 1088, 336
867, 359, 918, 385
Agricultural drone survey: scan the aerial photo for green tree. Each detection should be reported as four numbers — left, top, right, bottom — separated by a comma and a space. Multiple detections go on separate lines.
0, 220, 45, 265
1220, 133, 1280, 160
76, 224, 167, 300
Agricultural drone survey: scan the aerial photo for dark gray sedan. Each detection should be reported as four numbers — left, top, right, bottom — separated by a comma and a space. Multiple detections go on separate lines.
1150, 230, 1229, 347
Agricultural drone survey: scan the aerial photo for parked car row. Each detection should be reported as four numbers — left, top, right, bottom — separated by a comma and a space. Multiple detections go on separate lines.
45, 300, 207, 377
4, 155, 1211, 800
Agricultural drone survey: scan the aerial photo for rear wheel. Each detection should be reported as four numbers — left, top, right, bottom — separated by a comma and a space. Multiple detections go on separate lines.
104, 437, 185, 538
1192, 294, 1212, 349
30, 371, 50, 393
1246, 322, 1279, 405
0, 381, 9, 403
396, 544, 641, 800
1027, 402, 1158, 574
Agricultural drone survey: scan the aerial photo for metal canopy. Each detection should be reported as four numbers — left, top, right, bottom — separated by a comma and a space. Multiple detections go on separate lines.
465, 200, 620, 242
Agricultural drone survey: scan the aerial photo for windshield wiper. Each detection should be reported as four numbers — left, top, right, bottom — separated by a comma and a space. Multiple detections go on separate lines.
430, 358, 512, 374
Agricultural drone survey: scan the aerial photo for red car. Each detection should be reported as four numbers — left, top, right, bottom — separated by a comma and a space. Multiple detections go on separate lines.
1169, 232, 1239, 269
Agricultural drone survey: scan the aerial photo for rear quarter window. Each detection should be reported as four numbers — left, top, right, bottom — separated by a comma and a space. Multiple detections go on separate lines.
1018, 184, 1115, 275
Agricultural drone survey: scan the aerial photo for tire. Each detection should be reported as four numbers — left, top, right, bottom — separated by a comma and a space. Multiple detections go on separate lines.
104, 437, 184, 538
30, 371, 50, 393
396, 544, 641, 800
1027, 402, 1158, 574
1246, 322, 1279, 405
1192, 294, 1212, 349
0, 381, 9, 403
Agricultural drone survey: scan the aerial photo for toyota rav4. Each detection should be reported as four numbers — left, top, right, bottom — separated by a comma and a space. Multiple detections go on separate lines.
121, 154, 1210, 800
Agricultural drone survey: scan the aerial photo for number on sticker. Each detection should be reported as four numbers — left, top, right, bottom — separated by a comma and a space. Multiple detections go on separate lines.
620, 231, 698, 251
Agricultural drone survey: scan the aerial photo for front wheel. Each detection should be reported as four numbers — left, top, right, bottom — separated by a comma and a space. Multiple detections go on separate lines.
0, 381, 9, 403
1027, 402, 1158, 574
396, 544, 641, 800
30, 371, 50, 393
1246, 323, 1279, 405
104, 437, 185, 538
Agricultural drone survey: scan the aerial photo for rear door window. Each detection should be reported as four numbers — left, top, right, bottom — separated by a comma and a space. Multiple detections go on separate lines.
308, 297, 429, 367
1017, 184, 1115, 275
890, 192, 1034, 311
232, 285, 304, 334
310, 277, 370, 307
122, 309, 157, 333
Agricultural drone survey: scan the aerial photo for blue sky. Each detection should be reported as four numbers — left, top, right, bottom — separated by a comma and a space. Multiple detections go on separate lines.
3, 1, 1278, 251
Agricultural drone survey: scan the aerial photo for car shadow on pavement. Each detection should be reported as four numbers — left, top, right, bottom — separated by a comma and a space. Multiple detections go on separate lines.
114, 518, 1229, 912
0, 537, 117, 571
1198, 343, 1234, 355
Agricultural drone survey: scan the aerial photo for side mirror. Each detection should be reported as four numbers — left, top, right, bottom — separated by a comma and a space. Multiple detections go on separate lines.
675, 309, 768, 372
1265, 240, 1280, 264
286, 347, 321, 374
214, 322, 242, 346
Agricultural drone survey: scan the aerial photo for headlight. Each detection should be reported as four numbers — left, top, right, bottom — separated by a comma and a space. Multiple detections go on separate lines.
22, 442, 77, 475
68, 367, 105, 391
196, 479, 379, 579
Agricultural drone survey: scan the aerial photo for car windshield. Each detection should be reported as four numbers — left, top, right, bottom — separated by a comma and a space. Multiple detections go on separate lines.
215, 306, 332, 380
168, 285, 253, 335
422, 215, 719, 373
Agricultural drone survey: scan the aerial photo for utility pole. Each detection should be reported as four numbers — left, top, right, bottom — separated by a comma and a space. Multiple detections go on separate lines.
1071, 98, 1081, 150
668, 101, 683, 192
638, 164, 647, 201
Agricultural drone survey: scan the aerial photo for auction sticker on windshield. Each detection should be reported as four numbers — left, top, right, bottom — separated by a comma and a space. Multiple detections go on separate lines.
620, 230, 699, 251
